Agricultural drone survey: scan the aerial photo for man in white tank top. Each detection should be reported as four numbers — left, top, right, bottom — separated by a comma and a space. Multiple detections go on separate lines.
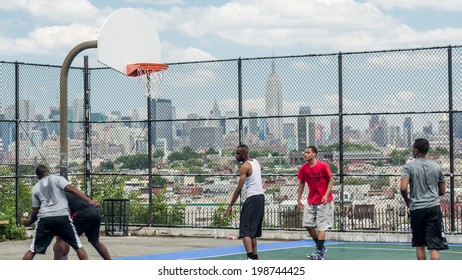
223, 144, 265, 260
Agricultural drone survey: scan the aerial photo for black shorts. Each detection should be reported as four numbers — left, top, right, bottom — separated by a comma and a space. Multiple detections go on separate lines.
72, 208, 101, 244
30, 215, 82, 254
239, 194, 265, 238
410, 205, 447, 250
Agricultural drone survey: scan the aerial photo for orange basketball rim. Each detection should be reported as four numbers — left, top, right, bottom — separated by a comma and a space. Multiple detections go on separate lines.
127, 62, 168, 77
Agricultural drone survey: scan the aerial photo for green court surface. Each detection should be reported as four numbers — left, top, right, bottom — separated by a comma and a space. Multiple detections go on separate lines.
197, 242, 462, 260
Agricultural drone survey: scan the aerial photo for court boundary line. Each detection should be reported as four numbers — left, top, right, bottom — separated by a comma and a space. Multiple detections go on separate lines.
114, 240, 462, 260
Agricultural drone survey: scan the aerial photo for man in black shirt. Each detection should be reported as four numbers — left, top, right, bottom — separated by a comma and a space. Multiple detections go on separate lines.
53, 192, 111, 260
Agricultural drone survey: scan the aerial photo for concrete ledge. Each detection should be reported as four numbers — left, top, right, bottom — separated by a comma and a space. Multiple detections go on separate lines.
126, 226, 462, 244
25, 225, 462, 244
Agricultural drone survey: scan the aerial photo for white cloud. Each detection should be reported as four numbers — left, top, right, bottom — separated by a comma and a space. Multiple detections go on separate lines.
0, 23, 98, 56
366, 0, 462, 11
366, 51, 448, 69
1, 0, 462, 65
124, 0, 185, 5
0, 0, 99, 23
158, 0, 462, 53
398, 91, 415, 102
162, 43, 216, 63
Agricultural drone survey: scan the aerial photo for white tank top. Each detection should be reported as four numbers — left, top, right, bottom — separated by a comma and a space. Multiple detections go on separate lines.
245, 159, 264, 198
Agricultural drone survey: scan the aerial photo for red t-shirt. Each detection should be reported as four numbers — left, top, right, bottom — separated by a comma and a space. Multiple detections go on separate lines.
297, 160, 333, 205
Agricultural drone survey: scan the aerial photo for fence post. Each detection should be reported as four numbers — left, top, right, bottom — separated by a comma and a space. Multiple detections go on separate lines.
83, 56, 92, 197
147, 91, 153, 226
338, 52, 345, 232
448, 46, 455, 233
14, 62, 20, 226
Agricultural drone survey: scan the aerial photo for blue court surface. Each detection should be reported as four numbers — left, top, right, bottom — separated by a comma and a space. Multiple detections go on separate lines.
115, 240, 462, 260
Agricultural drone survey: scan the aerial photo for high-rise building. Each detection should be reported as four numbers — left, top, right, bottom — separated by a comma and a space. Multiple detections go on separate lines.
454, 112, 462, 139
265, 61, 283, 140
190, 126, 222, 151
150, 99, 173, 151
19, 98, 35, 140
131, 109, 141, 128
403, 117, 413, 148
297, 106, 316, 151
283, 123, 294, 140
48, 105, 60, 136
185, 113, 205, 138
370, 116, 387, 147
0, 113, 14, 152
225, 111, 238, 135
69, 97, 84, 139
388, 125, 401, 147
329, 117, 339, 142
316, 123, 324, 144
423, 122, 433, 138
283, 122, 296, 152
29, 129, 43, 158
248, 110, 259, 136
209, 101, 226, 134
259, 118, 268, 140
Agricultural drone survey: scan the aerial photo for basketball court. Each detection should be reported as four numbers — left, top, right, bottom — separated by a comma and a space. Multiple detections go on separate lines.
1, 235, 460, 260
19, 7, 455, 263
115, 238, 462, 260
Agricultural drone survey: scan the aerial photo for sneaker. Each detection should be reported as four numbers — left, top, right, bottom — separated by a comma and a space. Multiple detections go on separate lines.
321, 246, 328, 254
307, 249, 325, 260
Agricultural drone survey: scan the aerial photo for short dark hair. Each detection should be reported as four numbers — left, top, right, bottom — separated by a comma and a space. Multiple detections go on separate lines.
306, 145, 318, 155
237, 144, 249, 154
35, 164, 49, 177
414, 138, 429, 154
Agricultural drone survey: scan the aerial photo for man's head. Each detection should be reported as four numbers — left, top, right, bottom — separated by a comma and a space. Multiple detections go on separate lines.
413, 138, 429, 156
304, 146, 318, 162
236, 144, 249, 162
35, 164, 49, 179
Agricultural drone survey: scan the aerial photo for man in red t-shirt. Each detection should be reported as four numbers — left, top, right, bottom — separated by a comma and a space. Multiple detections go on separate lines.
297, 146, 334, 260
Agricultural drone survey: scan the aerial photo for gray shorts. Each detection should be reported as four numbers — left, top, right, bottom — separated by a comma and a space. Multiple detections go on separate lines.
302, 201, 334, 231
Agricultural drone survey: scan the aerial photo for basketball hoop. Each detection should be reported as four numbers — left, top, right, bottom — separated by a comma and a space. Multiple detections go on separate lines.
127, 63, 168, 99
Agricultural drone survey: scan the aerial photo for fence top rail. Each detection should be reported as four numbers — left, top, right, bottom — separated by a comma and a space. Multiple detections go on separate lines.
2, 45, 461, 69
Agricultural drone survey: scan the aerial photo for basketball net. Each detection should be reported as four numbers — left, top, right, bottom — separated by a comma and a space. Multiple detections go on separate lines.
128, 63, 168, 99
136, 69, 166, 99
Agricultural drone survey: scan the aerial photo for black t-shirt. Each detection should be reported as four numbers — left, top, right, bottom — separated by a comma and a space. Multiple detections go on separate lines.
65, 192, 95, 214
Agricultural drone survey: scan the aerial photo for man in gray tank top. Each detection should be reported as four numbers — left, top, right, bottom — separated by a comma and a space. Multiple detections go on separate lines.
400, 138, 447, 260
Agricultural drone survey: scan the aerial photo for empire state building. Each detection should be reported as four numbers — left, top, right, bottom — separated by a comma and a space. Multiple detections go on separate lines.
265, 61, 283, 140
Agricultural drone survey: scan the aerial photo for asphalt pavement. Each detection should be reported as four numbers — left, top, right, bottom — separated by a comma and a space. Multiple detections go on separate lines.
0, 235, 250, 260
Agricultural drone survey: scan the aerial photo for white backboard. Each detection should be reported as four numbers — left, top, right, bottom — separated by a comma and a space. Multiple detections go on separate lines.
98, 8, 162, 75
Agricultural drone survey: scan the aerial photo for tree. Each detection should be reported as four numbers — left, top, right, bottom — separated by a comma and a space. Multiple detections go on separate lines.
168, 200, 186, 225
151, 188, 186, 225
153, 149, 164, 159
390, 149, 411, 165
205, 147, 219, 155
98, 160, 115, 172
370, 177, 390, 190
0, 168, 29, 241
210, 204, 237, 227
115, 154, 149, 170
167, 146, 200, 162
329, 163, 338, 174
430, 147, 448, 156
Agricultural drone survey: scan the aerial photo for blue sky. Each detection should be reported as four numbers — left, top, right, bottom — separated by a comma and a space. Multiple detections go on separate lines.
0, 0, 461, 66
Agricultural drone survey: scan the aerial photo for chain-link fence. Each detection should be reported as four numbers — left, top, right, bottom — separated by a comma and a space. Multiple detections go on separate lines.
1, 45, 462, 233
